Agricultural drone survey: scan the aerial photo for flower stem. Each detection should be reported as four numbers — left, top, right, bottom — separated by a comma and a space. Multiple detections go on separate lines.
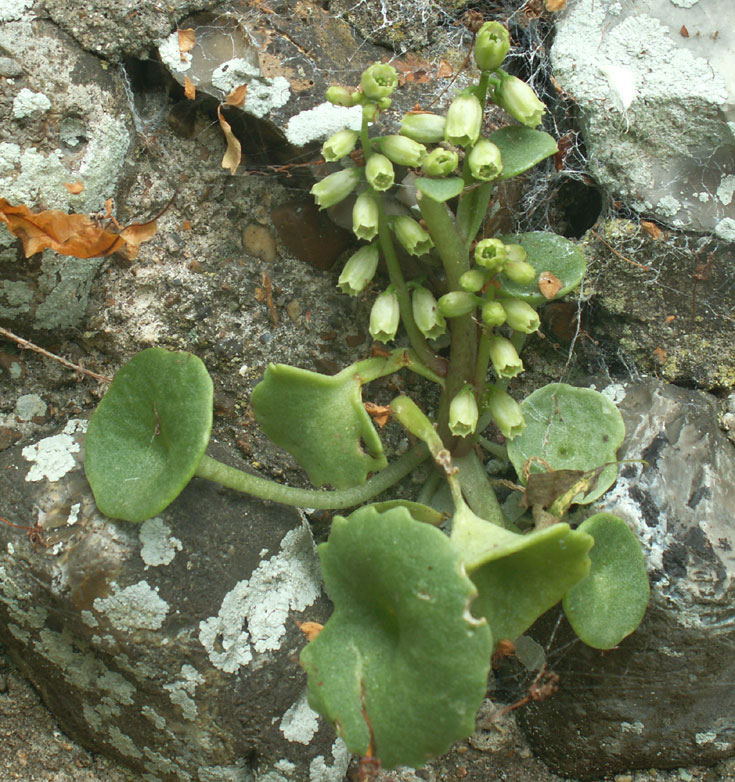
195, 445, 429, 510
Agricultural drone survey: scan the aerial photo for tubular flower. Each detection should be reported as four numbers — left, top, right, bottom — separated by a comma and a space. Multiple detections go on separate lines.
444, 93, 483, 148
421, 147, 459, 177
412, 286, 446, 340
438, 291, 480, 318
484, 386, 525, 440
377, 135, 427, 167
400, 112, 446, 144
474, 238, 508, 272
467, 139, 503, 181
473, 22, 510, 72
503, 259, 537, 285
310, 167, 362, 210
338, 244, 380, 296
365, 153, 395, 191
494, 72, 546, 128
322, 129, 359, 163
488, 335, 524, 379
501, 299, 540, 333
449, 385, 479, 438
352, 191, 380, 241
369, 291, 400, 343
392, 216, 434, 257
360, 63, 399, 101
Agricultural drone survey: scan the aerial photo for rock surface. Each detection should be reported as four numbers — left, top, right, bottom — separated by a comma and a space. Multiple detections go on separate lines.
517, 378, 735, 778
0, 424, 348, 782
551, 0, 735, 239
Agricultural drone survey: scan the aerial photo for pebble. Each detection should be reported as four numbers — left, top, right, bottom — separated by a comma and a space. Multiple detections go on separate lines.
242, 223, 277, 263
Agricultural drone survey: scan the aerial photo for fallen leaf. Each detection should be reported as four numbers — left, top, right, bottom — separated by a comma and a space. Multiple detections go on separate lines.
184, 76, 196, 100
521, 469, 585, 510
664, 315, 675, 324
435, 60, 453, 79
297, 621, 323, 642
680, 25, 689, 37
653, 346, 667, 364
0, 198, 158, 260
254, 286, 265, 302
538, 271, 563, 299
640, 220, 663, 240
182, 220, 192, 231
225, 84, 248, 108
545, 0, 567, 10
364, 401, 391, 428
217, 105, 242, 175
63, 182, 84, 195
178, 28, 196, 59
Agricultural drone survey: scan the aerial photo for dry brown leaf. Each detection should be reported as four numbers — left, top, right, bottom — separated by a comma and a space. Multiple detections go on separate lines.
297, 621, 323, 642
435, 60, 453, 79
680, 25, 689, 37
63, 181, 84, 195
225, 84, 248, 108
364, 401, 391, 428
538, 271, 563, 299
0, 198, 157, 260
653, 346, 667, 364
545, 0, 566, 10
217, 105, 242, 175
178, 28, 196, 59
640, 219, 663, 240
184, 76, 196, 100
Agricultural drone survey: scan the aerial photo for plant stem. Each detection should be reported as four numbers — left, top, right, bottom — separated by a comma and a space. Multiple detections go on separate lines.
474, 328, 493, 387
195, 445, 429, 510
453, 451, 507, 528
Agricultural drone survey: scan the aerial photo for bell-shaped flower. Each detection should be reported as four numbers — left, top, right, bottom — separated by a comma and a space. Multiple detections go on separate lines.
459, 268, 488, 293
322, 129, 359, 162
411, 286, 446, 340
311, 167, 363, 210
467, 138, 503, 181
438, 290, 480, 318
392, 216, 434, 257
377, 135, 427, 167
502, 299, 540, 333
503, 259, 537, 285
338, 244, 380, 296
484, 386, 525, 440
400, 112, 446, 144
474, 21, 510, 72
360, 63, 399, 101
449, 385, 479, 438
365, 153, 395, 191
421, 147, 459, 177
444, 93, 483, 148
494, 73, 546, 128
352, 191, 379, 241
369, 290, 400, 343
481, 300, 506, 327
474, 238, 508, 272
488, 335, 524, 379
326, 85, 360, 107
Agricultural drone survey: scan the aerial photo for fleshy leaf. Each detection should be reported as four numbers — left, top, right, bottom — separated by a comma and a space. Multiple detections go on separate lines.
84, 348, 213, 522
563, 513, 650, 649
498, 231, 586, 305
450, 500, 592, 643
251, 363, 387, 489
507, 383, 625, 504
414, 176, 465, 203
489, 127, 558, 180
300, 505, 492, 769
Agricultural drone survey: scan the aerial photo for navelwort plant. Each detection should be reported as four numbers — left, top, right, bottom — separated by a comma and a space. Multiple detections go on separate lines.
84, 21, 650, 771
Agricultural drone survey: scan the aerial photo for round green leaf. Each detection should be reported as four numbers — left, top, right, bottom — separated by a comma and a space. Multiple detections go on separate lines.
251, 363, 387, 489
498, 231, 586, 305
300, 505, 492, 769
488, 126, 558, 180
84, 348, 213, 522
563, 513, 650, 649
507, 383, 625, 504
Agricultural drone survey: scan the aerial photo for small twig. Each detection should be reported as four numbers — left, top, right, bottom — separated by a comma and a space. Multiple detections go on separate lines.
0, 326, 112, 383
0, 514, 47, 548
590, 229, 651, 271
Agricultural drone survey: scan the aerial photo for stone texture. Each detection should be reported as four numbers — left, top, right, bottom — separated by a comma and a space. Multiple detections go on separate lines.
0, 423, 348, 782
517, 378, 735, 778
551, 0, 735, 238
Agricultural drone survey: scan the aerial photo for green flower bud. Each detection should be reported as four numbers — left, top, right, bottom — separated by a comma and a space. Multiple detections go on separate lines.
326, 85, 360, 107
503, 259, 536, 285
438, 290, 480, 318
502, 298, 540, 333
481, 300, 506, 327
473, 21, 511, 72
474, 238, 508, 272
400, 112, 446, 144
352, 191, 379, 241
444, 93, 483, 147
449, 385, 479, 438
376, 135, 427, 167
365, 153, 395, 191
377, 96, 392, 110
392, 216, 433, 257
322, 129, 359, 162
484, 386, 525, 440
310, 167, 362, 210
360, 63, 399, 101
488, 335, 524, 379
369, 290, 400, 343
505, 243, 527, 263
411, 286, 446, 340
362, 102, 379, 122
338, 243, 380, 296
459, 268, 488, 292
494, 73, 546, 128
421, 147, 459, 177
467, 138, 503, 181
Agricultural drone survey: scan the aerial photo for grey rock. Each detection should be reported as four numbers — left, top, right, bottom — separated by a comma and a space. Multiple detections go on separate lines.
0, 10, 132, 330
517, 378, 735, 778
551, 0, 735, 238
0, 422, 349, 782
